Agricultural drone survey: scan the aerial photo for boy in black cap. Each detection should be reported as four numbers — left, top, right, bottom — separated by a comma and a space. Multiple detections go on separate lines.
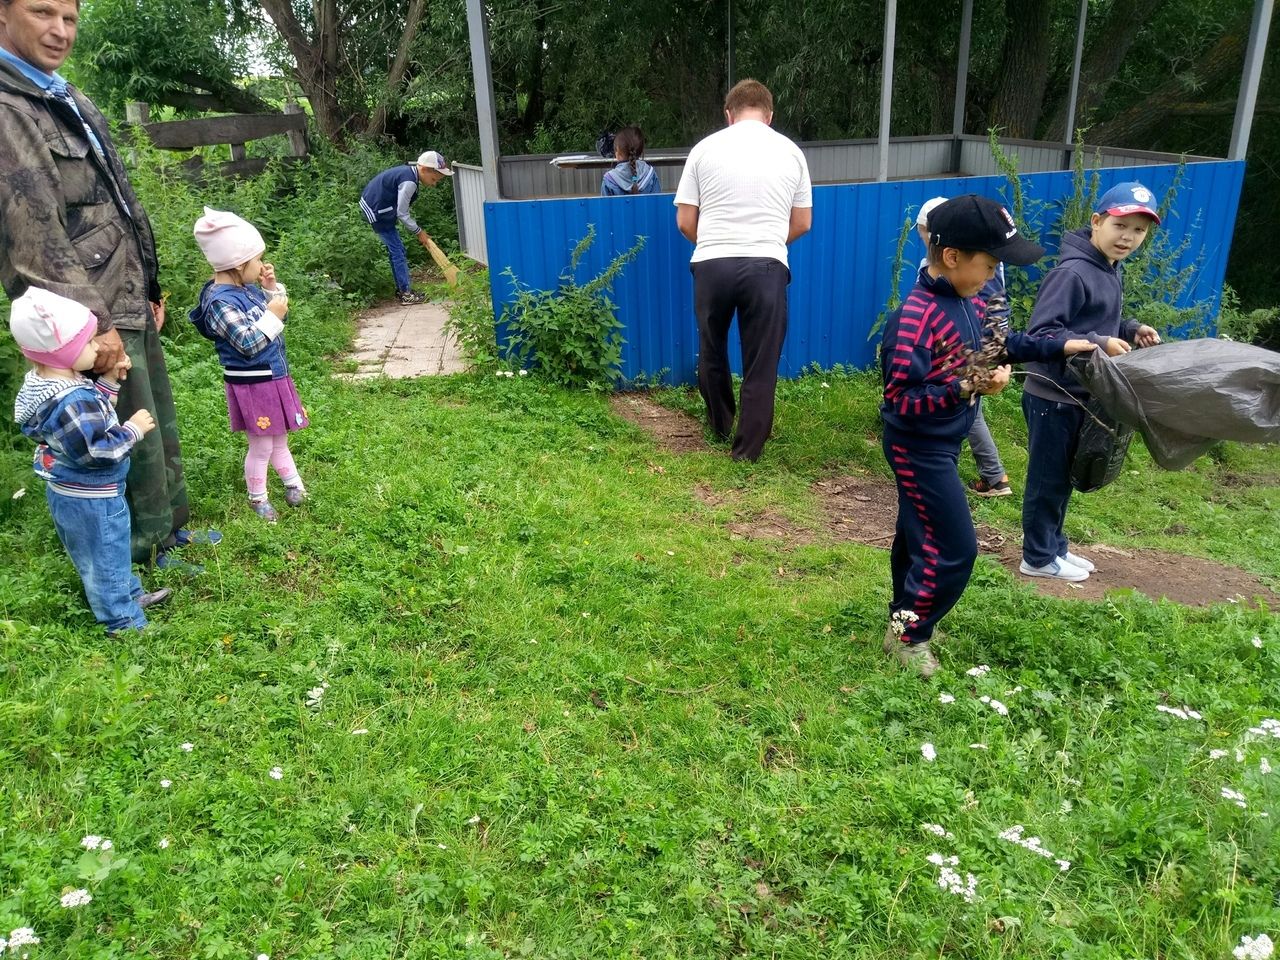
1020, 182, 1162, 582
880, 195, 1097, 677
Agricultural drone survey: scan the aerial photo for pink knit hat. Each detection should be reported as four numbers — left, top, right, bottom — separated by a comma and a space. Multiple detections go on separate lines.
9, 287, 99, 368
193, 206, 265, 271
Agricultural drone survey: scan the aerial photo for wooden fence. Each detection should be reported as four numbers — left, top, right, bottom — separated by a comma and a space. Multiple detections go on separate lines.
124, 101, 309, 178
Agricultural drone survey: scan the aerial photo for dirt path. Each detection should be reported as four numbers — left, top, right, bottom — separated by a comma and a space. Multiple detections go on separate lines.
608, 394, 1278, 608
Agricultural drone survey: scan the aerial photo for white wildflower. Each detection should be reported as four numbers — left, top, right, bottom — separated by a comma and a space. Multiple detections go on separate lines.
60, 889, 92, 909
998, 824, 1067, 864
100, 839, 112, 851
158, 837, 170, 849
1055, 859, 1071, 872
820, 382, 830, 388
969, 743, 988, 750
80, 835, 104, 850
938, 693, 955, 704
1261, 757, 1272, 775
467, 815, 482, 825
1221, 786, 1248, 809
8, 928, 40, 950
920, 742, 937, 762
891, 610, 920, 637
922, 823, 954, 839
1156, 704, 1202, 722
351, 728, 369, 736
518, 369, 528, 376
1210, 749, 1229, 759
1233, 933, 1275, 960
1005, 685, 1024, 696
258, 954, 271, 960
979, 695, 1009, 716
159, 778, 172, 789
1252, 636, 1264, 648
305, 685, 326, 708
966, 665, 990, 677
436, 843, 447, 849
269, 766, 284, 781
11, 488, 25, 500
927, 853, 977, 902
180, 742, 194, 752
1237, 748, 1247, 763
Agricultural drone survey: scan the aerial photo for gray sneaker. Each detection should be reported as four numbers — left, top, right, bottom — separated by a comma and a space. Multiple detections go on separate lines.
138, 587, 172, 609
884, 625, 940, 677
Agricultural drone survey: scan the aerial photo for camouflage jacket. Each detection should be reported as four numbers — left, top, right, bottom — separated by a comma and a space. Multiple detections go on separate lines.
0, 58, 161, 332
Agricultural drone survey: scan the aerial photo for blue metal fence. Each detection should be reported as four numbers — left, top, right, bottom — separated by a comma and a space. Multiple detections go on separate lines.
485, 160, 1245, 385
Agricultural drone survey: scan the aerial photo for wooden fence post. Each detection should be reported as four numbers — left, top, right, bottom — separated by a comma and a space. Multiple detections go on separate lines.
284, 99, 309, 158
125, 101, 149, 125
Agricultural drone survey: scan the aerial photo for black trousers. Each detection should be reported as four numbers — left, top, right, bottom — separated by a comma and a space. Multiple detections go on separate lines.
692, 257, 791, 462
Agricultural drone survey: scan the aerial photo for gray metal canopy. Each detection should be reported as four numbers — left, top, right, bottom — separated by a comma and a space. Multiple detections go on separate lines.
465, 0, 1274, 200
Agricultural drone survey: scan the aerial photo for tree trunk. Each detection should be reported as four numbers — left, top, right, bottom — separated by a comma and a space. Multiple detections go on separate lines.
985, 0, 1053, 138
1040, 0, 1170, 141
258, 0, 352, 142
367, 0, 429, 139
1090, 25, 1247, 147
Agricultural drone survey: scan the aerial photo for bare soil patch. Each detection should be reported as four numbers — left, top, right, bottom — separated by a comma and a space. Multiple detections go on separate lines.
610, 394, 708, 454
810, 473, 1279, 608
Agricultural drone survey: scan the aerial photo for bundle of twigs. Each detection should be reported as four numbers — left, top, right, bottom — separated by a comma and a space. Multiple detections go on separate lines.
956, 324, 1008, 403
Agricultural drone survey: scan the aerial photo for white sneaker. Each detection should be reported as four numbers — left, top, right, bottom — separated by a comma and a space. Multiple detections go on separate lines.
1061, 550, 1095, 573
1019, 558, 1089, 582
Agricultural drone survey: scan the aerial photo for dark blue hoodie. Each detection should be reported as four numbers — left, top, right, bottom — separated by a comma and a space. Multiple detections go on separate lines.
1024, 227, 1139, 401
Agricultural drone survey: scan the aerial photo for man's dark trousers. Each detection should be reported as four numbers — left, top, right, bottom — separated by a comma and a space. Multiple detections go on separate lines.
692, 257, 790, 462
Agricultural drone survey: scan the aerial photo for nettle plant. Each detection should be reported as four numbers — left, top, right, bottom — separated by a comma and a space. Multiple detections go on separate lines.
501, 226, 645, 390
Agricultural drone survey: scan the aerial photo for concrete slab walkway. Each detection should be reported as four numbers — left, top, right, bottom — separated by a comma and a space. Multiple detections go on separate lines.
337, 300, 465, 380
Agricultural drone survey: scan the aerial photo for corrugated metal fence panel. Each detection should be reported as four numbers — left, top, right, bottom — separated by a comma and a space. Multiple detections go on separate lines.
485, 160, 1243, 384
453, 164, 489, 264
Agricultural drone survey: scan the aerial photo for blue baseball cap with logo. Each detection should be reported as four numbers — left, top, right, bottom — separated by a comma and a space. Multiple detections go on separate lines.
1094, 182, 1160, 224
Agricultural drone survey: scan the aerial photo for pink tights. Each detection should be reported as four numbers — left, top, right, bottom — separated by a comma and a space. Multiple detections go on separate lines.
245, 433, 303, 500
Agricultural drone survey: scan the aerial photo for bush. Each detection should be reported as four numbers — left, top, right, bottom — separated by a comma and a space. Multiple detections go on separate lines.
445, 268, 500, 370
501, 226, 645, 390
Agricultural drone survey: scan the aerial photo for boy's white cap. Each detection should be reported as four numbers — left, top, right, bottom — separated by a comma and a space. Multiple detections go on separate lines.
917, 196, 949, 227
9, 287, 99, 368
415, 150, 453, 176
193, 206, 265, 271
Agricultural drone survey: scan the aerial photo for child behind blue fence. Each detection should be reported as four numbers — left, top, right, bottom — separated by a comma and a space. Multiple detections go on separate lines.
916, 196, 1014, 498
1019, 182, 1163, 583
880, 195, 1097, 677
190, 207, 309, 525
11, 288, 171, 633
601, 126, 659, 196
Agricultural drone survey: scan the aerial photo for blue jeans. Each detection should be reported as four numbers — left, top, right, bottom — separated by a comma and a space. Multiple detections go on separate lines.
46, 487, 146, 632
1021, 392, 1086, 567
371, 222, 411, 293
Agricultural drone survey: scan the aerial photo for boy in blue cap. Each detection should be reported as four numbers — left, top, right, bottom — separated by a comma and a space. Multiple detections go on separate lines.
881, 195, 1097, 676
1019, 182, 1163, 582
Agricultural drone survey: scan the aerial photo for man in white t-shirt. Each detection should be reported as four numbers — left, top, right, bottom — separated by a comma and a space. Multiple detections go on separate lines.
674, 79, 813, 462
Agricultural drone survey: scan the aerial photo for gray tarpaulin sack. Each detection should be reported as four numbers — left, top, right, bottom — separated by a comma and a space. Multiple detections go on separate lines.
1067, 339, 1280, 475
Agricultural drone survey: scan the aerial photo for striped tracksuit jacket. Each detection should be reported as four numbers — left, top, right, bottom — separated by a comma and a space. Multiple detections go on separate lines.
879, 267, 1065, 643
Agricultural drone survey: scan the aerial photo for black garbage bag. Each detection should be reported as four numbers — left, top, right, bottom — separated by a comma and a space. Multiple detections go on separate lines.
1069, 399, 1135, 493
1068, 339, 1280, 471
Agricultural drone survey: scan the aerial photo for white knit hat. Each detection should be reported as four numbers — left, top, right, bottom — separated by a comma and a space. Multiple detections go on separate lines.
193, 206, 265, 271
917, 196, 949, 227
9, 287, 99, 368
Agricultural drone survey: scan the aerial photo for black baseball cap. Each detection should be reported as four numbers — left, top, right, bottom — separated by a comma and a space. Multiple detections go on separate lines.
927, 194, 1045, 266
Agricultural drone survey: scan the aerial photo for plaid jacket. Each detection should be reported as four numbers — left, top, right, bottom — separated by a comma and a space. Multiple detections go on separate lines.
14, 372, 142, 497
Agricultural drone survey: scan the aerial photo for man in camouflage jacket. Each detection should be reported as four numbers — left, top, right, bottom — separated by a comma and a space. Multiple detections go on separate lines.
0, 0, 191, 564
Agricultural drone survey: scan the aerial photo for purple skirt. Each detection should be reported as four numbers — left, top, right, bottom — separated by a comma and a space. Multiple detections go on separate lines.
226, 376, 309, 436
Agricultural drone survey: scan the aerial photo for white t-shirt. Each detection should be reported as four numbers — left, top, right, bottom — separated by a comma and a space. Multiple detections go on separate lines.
674, 119, 812, 268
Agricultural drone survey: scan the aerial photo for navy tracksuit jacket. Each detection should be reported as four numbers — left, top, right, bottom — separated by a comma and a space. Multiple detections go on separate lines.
880, 268, 1066, 644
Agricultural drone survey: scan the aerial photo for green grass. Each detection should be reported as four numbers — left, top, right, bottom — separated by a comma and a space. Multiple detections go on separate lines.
1, 311, 1278, 958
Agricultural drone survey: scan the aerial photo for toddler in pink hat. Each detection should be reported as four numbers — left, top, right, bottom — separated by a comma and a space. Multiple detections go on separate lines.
11, 288, 171, 633
189, 207, 309, 523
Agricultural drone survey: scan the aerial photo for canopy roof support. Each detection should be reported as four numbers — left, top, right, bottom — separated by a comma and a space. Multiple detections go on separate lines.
466, 0, 502, 200
1229, 0, 1274, 161
1062, 0, 1089, 144
950, 0, 973, 171
877, 0, 898, 182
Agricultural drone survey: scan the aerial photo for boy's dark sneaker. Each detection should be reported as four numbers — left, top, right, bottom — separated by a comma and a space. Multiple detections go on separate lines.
398, 290, 426, 305
138, 587, 172, 609
154, 550, 205, 575
970, 475, 1013, 497
173, 528, 223, 547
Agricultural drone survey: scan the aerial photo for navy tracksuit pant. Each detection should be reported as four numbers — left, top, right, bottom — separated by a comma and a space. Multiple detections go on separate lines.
883, 425, 979, 644
1021, 392, 1086, 567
